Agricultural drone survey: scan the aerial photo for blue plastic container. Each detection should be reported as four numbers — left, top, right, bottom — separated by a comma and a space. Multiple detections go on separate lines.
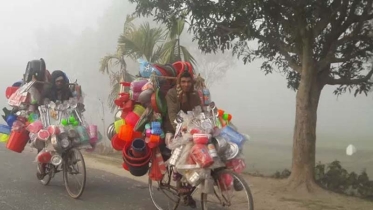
219, 126, 245, 148
0, 124, 11, 135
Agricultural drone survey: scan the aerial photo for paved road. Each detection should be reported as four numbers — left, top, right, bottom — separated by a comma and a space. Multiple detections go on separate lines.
0, 144, 174, 210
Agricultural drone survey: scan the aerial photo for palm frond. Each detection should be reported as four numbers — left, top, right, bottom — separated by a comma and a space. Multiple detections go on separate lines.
159, 39, 178, 64
168, 17, 185, 39
99, 54, 121, 74
123, 15, 136, 35
180, 45, 197, 66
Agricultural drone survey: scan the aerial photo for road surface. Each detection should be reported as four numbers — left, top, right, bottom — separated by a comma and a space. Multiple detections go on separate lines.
0, 144, 178, 210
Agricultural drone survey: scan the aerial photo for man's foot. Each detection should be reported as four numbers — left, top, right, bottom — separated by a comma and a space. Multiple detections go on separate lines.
233, 178, 243, 191
183, 195, 197, 208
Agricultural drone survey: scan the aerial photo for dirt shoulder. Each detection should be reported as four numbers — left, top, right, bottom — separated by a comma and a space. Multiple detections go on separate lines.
83, 152, 373, 210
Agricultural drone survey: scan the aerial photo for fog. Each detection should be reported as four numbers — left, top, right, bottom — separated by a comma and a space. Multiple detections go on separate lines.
1, 0, 372, 175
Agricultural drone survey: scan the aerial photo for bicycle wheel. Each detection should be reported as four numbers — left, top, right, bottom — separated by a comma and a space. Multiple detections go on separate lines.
37, 163, 53, 185
201, 169, 254, 210
148, 166, 181, 210
63, 148, 86, 199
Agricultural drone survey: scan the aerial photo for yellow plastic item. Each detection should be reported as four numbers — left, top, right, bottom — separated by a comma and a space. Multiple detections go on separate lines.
114, 119, 125, 134
0, 133, 10, 143
133, 104, 145, 117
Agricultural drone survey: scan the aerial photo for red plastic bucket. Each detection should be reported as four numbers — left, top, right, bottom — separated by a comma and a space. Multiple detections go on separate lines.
5, 86, 19, 99
6, 129, 29, 153
122, 142, 151, 164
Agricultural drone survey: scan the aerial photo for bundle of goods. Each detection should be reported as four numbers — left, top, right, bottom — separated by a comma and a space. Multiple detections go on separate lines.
1, 80, 101, 161
165, 106, 249, 192
107, 60, 196, 177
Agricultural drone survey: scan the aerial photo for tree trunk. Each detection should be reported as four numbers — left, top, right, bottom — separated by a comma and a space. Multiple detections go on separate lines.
287, 63, 324, 192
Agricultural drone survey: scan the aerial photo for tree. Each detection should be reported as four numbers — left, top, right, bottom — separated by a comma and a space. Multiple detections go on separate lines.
100, 15, 197, 111
161, 17, 197, 65
100, 15, 136, 112
192, 48, 235, 87
130, 0, 373, 192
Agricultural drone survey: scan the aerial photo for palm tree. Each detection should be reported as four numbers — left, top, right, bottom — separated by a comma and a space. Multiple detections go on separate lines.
118, 21, 166, 63
99, 16, 137, 112
100, 15, 197, 111
160, 17, 196, 66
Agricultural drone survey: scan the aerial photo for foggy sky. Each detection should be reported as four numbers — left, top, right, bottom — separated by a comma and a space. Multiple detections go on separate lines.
0, 0, 372, 144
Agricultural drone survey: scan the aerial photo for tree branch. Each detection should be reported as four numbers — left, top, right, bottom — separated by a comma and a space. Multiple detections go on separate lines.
216, 24, 302, 73
326, 67, 373, 85
313, 0, 343, 37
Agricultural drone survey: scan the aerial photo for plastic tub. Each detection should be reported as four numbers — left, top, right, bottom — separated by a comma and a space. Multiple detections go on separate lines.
37, 151, 52, 164
114, 120, 125, 134
122, 142, 151, 164
133, 104, 145, 116
76, 126, 90, 143
111, 134, 127, 151
5, 114, 17, 127
0, 133, 9, 143
124, 157, 150, 177
192, 133, 211, 144
219, 126, 245, 148
5, 86, 19, 99
118, 124, 134, 142
131, 138, 147, 158
125, 112, 140, 127
130, 79, 148, 92
0, 124, 11, 135
6, 129, 29, 153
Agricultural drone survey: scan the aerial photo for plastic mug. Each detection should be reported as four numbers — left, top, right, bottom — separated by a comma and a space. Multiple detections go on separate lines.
130, 138, 147, 158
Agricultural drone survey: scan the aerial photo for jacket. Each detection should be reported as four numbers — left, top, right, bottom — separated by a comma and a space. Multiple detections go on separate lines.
164, 87, 201, 133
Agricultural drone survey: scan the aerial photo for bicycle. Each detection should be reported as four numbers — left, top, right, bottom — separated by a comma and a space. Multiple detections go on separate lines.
148, 159, 254, 210
38, 146, 87, 199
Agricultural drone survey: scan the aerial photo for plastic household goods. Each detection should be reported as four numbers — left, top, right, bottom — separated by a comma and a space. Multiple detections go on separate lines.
26, 121, 43, 133
88, 124, 98, 139
169, 146, 184, 166
118, 124, 134, 142
131, 138, 147, 158
111, 134, 127, 151
191, 144, 214, 168
37, 129, 50, 141
218, 173, 234, 191
47, 125, 60, 136
0, 124, 11, 135
37, 151, 52, 164
124, 112, 140, 127
207, 143, 218, 158
130, 79, 148, 92
6, 114, 17, 127
226, 158, 246, 173
114, 119, 125, 133
202, 88, 211, 105
192, 133, 211, 144
6, 129, 29, 153
148, 135, 160, 148
219, 126, 246, 147
76, 126, 90, 143
133, 104, 145, 116
0, 133, 9, 142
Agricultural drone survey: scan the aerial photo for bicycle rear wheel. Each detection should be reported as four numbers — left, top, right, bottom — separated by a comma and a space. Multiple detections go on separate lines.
63, 148, 86, 199
201, 169, 254, 210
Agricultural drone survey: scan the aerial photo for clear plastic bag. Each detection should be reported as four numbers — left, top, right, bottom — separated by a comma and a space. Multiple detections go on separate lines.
174, 142, 198, 175
167, 133, 192, 150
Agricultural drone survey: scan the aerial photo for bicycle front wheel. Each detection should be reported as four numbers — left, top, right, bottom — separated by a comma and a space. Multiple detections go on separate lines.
201, 169, 254, 210
63, 148, 86, 199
